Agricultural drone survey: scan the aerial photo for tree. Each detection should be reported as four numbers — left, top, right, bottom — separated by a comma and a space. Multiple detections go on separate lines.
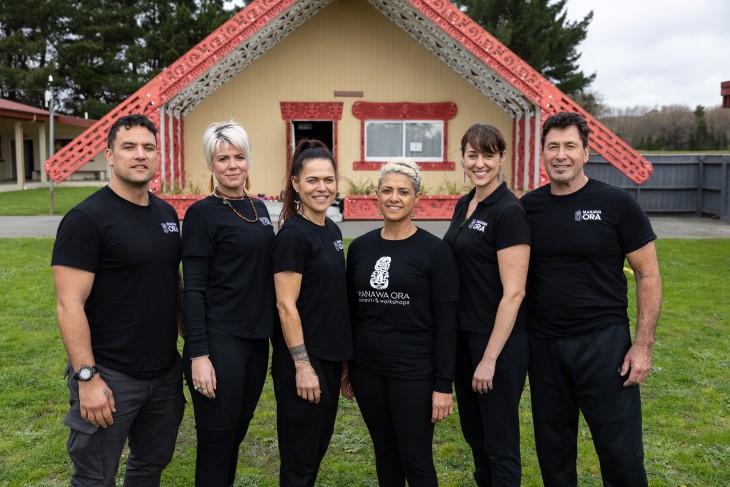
0, 0, 69, 107
453, 0, 595, 100
0, 0, 241, 118
57, 0, 240, 118
690, 105, 714, 150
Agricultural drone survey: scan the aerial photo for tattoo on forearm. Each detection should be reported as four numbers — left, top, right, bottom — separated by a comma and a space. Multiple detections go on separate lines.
289, 344, 310, 364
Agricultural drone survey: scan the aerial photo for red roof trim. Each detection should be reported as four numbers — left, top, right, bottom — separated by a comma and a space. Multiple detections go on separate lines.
0, 98, 96, 126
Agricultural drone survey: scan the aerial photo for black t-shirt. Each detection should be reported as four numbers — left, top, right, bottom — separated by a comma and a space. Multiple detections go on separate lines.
346, 228, 459, 388
271, 214, 353, 361
181, 195, 277, 357
444, 183, 531, 335
51, 186, 181, 378
521, 179, 656, 337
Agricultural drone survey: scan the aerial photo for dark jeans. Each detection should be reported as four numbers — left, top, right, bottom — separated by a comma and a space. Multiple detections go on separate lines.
271, 347, 342, 487
349, 363, 437, 487
183, 329, 269, 487
64, 359, 184, 487
454, 331, 529, 487
529, 325, 647, 487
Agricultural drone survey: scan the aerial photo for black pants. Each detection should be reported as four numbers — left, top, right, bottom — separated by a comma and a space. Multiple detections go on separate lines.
529, 325, 647, 487
271, 347, 342, 487
454, 331, 528, 487
65, 359, 184, 487
183, 329, 269, 487
349, 363, 437, 487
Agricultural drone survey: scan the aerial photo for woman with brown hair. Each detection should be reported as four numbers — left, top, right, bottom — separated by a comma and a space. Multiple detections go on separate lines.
271, 139, 352, 486
443, 123, 531, 486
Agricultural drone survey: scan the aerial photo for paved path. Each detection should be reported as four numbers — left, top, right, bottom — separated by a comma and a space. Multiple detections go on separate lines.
1, 214, 729, 239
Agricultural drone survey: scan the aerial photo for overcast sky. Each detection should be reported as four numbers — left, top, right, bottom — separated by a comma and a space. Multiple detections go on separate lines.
222, 0, 728, 109
564, 0, 730, 109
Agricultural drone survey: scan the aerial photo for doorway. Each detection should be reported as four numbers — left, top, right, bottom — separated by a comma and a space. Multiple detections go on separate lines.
291, 121, 334, 153
10, 140, 34, 180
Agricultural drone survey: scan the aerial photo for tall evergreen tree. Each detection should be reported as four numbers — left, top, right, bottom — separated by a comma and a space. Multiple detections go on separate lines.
691, 105, 713, 150
0, 0, 69, 108
0, 0, 241, 118
57, 0, 146, 118
453, 0, 595, 97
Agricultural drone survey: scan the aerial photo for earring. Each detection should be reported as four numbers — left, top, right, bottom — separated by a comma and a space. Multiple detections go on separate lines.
208, 173, 214, 193
411, 212, 416, 218
245, 176, 251, 192
498, 166, 504, 184
377, 210, 382, 216
294, 192, 301, 211
463, 170, 467, 184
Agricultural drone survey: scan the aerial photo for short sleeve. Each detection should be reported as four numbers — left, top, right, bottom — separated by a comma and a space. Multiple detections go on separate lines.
51, 209, 101, 273
272, 225, 309, 274
494, 203, 531, 251
617, 194, 656, 254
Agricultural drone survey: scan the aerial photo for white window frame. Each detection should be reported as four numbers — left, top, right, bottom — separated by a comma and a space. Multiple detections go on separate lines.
364, 119, 444, 162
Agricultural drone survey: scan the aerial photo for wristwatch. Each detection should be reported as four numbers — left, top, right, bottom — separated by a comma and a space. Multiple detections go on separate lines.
73, 365, 98, 381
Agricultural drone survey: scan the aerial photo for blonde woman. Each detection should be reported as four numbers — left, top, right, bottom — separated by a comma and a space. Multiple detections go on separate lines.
182, 121, 276, 486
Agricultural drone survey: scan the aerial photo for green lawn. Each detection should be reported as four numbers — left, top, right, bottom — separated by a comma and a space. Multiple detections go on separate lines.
0, 187, 99, 215
0, 238, 728, 486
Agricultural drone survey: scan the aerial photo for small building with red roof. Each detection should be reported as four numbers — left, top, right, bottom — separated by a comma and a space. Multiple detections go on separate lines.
0, 98, 104, 191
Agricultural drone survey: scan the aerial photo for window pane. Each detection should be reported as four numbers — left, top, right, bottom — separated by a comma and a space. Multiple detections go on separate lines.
405, 122, 443, 159
366, 122, 403, 158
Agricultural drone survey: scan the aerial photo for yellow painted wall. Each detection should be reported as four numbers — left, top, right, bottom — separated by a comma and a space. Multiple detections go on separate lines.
184, 0, 512, 196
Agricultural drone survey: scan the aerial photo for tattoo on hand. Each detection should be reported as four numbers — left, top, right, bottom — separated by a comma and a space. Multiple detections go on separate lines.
289, 344, 310, 364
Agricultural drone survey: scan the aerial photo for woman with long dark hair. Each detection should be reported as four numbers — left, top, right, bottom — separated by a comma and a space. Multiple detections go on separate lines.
271, 139, 352, 486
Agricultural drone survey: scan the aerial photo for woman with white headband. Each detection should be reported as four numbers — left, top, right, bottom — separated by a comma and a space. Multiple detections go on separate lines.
344, 158, 459, 486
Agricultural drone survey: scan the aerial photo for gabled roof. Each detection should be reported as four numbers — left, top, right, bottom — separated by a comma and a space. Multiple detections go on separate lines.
0, 97, 95, 127
46, 0, 652, 184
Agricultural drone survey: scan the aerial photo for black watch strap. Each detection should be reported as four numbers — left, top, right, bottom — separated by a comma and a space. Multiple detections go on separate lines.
73, 365, 98, 381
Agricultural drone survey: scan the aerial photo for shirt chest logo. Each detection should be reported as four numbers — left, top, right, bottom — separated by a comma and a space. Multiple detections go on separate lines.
259, 216, 272, 227
160, 222, 179, 233
370, 256, 391, 290
333, 239, 344, 252
575, 210, 602, 221
468, 219, 488, 232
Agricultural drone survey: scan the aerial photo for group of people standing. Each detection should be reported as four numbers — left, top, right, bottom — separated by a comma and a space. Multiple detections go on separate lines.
52, 110, 661, 486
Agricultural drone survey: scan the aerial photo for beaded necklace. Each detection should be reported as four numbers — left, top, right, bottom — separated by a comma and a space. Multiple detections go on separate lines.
214, 187, 258, 223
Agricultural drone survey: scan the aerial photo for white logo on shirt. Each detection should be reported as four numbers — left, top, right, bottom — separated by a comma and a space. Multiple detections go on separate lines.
575, 210, 602, 221
370, 256, 391, 290
468, 219, 488, 232
259, 217, 272, 227
161, 222, 179, 233
333, 239, 344, 252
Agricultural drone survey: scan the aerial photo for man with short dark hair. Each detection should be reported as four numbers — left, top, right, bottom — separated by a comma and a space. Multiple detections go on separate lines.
52, 114, 184, 486
521, 111, 662, 486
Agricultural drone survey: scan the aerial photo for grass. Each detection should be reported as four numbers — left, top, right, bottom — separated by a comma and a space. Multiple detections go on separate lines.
0, 238, 728, 486
0, 187, 99, 215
